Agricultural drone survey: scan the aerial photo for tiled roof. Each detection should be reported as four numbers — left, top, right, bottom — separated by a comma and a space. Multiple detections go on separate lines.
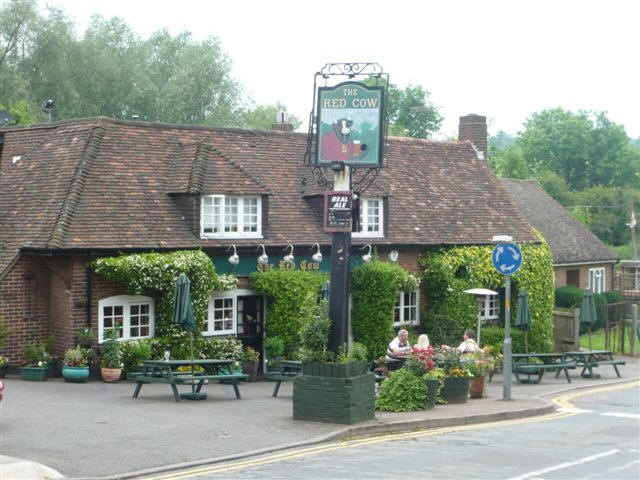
1, 117, 537, 276
501, 179, 619, 264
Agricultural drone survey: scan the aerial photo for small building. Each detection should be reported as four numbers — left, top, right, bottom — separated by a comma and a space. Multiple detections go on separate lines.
501, 179, 619, 292
0, 114, 537, 363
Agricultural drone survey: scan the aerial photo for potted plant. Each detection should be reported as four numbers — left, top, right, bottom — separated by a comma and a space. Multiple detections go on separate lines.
100, 328, 122, 382
264, 336, 285, 372
75, 327, 96, 347
463, 347, 496, 399
21, 340, 50, 381
406, 344, 440, 409
62, 346, 91, 382
435, 348, 471, 403
0, 316, 10, 378
241, 346, 260, 382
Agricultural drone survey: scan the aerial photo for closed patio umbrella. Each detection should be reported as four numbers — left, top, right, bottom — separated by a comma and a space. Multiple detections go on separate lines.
515, 289, 532, 353
172, 274, 202, 399
579, 289, 598, 351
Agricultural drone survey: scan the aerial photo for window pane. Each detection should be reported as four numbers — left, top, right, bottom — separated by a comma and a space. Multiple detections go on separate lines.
367, 199, 380, 232
242, 198, 258, 232
225, 197, 238, 232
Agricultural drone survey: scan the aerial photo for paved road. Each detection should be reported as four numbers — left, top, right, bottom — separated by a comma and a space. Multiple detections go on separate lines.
141, 382, 639, 480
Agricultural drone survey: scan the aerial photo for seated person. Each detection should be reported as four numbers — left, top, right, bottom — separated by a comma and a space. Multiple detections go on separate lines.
385, 329, 412, 371
413, 333, 430, 353
442, 329, 478, 354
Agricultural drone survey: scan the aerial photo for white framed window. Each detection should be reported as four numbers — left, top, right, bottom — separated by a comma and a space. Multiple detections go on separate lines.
98, 295, 154, 342
589, 267, 605, 294
353, 197, 383, 238
394, 290, 420, 326
205, 293, 236, 336
480, 294, 500, 321
201, 195, 262, 238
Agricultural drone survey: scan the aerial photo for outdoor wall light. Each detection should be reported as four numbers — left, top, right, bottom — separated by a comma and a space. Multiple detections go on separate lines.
227, 245, 239, 265
257, 244, 269, 265
311, 243, 323, 263
283, 244, 295, 265
360, 244, 372, 263
388, 250, 399, 262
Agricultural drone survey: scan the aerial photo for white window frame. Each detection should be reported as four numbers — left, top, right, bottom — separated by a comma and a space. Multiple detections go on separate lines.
205, 293, 237, 336
352, 197, 383, 238
394, 289, 420, 327
589, 267, 605, 294
98, 295, 154, 343
479, 294, 500, 321
200, 195, 262, 239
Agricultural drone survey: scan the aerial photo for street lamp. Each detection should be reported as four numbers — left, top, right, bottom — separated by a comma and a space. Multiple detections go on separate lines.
463, 288, 497, 346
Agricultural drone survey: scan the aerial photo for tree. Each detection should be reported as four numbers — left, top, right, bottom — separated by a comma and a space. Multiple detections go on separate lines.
0, 99, 36, 125
488, 144, 530, 179
240, 102, 302, 131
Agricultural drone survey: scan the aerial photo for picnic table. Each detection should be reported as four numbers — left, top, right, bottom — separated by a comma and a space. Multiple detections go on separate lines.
564, 350, 626, 379
132, 359, 248, 402
512, 352, 574, 384
266, 360, 302, 397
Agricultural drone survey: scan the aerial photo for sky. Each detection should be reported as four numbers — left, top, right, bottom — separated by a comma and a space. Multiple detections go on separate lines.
48, 0, 640, 139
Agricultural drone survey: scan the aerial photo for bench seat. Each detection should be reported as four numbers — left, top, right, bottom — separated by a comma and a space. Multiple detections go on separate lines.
512, 362, 574, 384
132, 372, 248, 402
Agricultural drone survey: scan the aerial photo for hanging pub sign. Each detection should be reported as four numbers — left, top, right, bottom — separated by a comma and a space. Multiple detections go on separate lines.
324, 191, 353, 232
315, 81, 384, 167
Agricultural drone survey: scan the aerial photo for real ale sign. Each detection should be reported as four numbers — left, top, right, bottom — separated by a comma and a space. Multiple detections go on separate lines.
324, 191, 352, 232
316, 81, 384, 167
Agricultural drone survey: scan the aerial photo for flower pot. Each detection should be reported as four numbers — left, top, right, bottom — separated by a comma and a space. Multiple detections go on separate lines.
441, 376, 469, 404
426, 379, 439, 409
0, 365, 8, 378
101, 367, 121, 383
242, 360, 259, 382
469, 376, 486, 399
63, 366, 90, 383
21, 366, 48, 381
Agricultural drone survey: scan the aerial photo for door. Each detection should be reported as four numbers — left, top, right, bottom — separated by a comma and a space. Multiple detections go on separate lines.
236, 295, 264, 362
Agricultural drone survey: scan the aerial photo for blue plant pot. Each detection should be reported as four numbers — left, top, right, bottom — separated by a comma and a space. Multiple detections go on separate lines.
62, 366, 90, 383
21, 366, 48, 381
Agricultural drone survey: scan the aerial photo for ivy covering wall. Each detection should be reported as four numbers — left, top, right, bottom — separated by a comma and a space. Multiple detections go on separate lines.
91, 250, 233, 335
249, 270, 328, 357
418, 230, 555, 353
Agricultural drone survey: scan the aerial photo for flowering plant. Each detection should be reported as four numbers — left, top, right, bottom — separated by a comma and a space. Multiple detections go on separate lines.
241, 346, 260, 362
433, 347, 471, 377
100, 328, 123, 368
64, 346, 92, 367
406, 345, 435, 376
22, 340, 50, 367
0, 356, 7, 367
76, 328, 96, 341
462, 347, 495, 377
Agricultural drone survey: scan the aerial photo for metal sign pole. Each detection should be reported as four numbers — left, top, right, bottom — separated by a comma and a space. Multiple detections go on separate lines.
503, 275, 512, 400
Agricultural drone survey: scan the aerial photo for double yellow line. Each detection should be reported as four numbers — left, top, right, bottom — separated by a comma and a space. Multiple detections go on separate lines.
143, 380, 639, 480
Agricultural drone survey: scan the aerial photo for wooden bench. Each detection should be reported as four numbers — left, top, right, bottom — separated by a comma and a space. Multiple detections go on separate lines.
565, 351, 626, 378
266, 360, 301, 397
512, 353, 574, 384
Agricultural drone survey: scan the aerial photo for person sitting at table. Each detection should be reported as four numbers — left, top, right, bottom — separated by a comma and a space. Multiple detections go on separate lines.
386, 329, 412, 371
413, 334, 430, 353
442, 329, 478, 354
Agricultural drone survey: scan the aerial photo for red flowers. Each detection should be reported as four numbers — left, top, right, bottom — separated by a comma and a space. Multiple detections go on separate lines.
411, 345, 435, 372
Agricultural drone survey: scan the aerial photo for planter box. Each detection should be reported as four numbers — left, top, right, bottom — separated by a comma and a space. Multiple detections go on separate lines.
21, 366, 48, 381
441, 376, 470, 404
293, 368, 375, 425
301, 361, 367, 378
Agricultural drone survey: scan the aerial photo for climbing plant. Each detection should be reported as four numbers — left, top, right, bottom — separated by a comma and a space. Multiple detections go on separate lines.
418, 229, 554, 353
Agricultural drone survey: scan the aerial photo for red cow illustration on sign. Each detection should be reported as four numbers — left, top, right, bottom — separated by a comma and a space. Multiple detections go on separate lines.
320, 118, 368, 162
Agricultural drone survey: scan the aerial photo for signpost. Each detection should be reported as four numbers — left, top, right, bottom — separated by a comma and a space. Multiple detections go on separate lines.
324, 191, 353, 232
491, 240, 522, 401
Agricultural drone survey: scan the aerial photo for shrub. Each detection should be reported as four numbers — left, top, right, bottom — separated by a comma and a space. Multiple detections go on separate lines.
300, 299, 331, 362
241, 346, 260, 362
555, 286, 584, 308
197, 336, 243, 361
120, 339, 153, 373
22, 340, 50, 367
264, 337, 284, 360
593, 293, 607, 331
336, 342, 368, 363
375, 368, 426, 412
481, 326, 528, 354
602, 291, 625, 304
0, 315, 10, 348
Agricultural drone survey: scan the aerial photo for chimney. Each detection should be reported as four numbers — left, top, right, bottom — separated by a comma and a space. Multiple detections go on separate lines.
271, 111, 294, 132
458, 114, 487, 160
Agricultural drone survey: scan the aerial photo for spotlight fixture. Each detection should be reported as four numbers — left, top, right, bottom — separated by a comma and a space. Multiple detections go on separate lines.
360, 244, 372, 263
311, 243, 323, 263
227, 245, 239, 265
257, 244, 269, 265
283, 244, 294, 265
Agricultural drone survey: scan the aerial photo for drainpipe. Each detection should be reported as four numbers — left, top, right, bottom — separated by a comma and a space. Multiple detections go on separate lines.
85, 258, 92, 328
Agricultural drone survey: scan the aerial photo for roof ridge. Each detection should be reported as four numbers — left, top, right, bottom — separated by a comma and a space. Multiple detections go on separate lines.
48, 124, 106, 248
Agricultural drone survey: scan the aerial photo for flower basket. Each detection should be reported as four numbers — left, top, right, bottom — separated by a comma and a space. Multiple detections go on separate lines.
21, 366, 48, 381
441, 376, 469, 403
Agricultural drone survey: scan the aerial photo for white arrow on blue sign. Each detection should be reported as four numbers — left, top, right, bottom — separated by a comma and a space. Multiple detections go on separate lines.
492, 242, 522, 275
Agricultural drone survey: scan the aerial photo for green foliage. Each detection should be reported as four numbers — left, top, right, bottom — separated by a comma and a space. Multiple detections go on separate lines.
240, 102, 302, 131
300, 299, 331, 362
91, 250, 222, 334
481, 326, 527, 355
63, 346, 91, 367
336, 342, 368, 363
351, 260, 410, 360
419, 231, 554, 353
249, 270, 327, 357
0, 315, 10, 348
602, 291, 625, 304
241, 346, 260, 362
608, 242, 636, 260
100, 328, 122, 368
593, 294, 607, 331
22, 339, 51, 367
263, 337, 284, 360
147, 327, 242, 361
554, 286, 584, 308
120, 339, 153, 373
375, 368, 427, 412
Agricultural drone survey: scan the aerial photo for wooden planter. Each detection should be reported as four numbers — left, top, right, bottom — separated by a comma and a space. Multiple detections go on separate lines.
21, 366, 48, 381
294, 361, 374, 425
441, 376, 470, 403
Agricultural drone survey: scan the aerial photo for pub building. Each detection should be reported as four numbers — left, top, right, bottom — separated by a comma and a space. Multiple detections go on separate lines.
0, 113, 536, 365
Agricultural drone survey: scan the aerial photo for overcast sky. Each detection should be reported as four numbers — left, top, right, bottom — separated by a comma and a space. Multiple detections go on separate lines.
49, 0, 640, 139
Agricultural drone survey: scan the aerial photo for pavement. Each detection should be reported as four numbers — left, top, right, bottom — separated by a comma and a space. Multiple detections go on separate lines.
0, 356, 638, 480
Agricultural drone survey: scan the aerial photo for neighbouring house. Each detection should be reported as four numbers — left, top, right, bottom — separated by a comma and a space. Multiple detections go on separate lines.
619, 259, 640, 301
0, 114, 538, 364
501, 179, 619, 292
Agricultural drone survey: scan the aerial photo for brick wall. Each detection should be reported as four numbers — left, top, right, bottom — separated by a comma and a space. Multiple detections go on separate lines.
554, 263, 615, 291
458, 114, 487, 159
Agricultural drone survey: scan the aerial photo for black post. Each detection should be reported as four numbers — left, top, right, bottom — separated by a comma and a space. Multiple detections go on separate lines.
328, 231, 351, 353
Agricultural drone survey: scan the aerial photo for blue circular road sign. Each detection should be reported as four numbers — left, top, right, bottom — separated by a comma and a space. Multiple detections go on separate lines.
492, 242, 522, 275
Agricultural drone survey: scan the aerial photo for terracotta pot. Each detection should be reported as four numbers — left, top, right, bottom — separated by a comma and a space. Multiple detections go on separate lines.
469, 376, 486, 399
101, 367, 121, 383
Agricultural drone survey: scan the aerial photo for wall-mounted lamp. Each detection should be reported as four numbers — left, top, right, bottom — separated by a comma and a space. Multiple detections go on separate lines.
389, 250, 399, 262
257, 244, 269, 265
283, 244, 295, 265
227, 245, 239, 265
311, 243, 323, 263
360, 244, 372, 263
